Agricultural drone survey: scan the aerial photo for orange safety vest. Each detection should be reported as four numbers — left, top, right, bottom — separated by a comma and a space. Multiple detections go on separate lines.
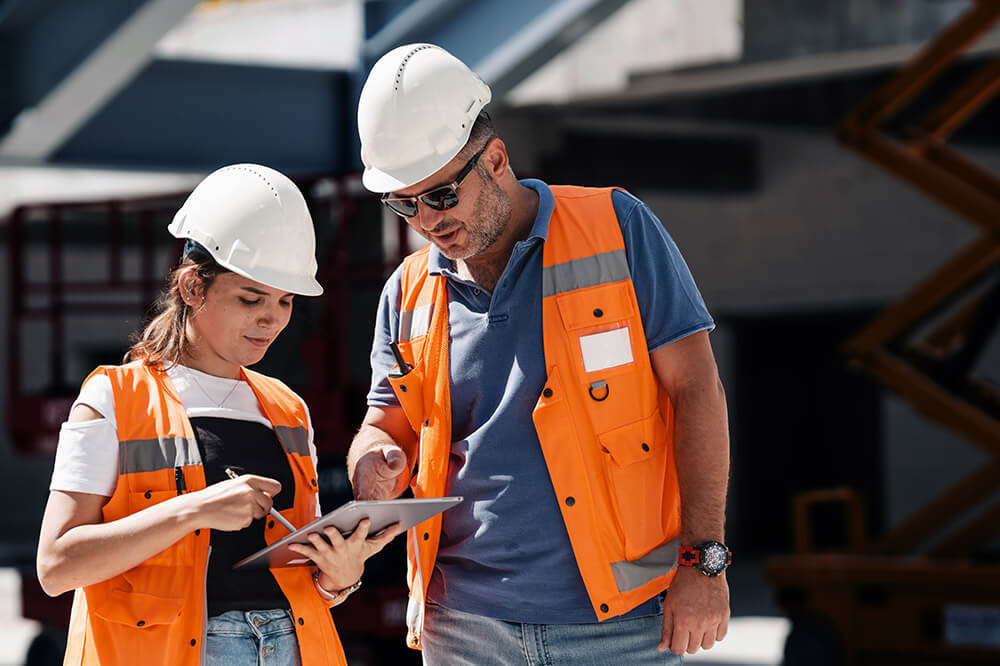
62, 361, 347, 666
388, 185, 682, 648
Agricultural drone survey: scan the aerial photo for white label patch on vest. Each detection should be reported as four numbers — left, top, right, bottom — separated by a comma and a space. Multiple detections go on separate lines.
579, 327, 633, 372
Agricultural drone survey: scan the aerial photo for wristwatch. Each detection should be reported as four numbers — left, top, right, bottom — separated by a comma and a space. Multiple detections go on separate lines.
679, 541, 732, 577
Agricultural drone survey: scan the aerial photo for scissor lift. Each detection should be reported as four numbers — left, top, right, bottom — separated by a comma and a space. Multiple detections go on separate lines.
768, 2, 1000, 664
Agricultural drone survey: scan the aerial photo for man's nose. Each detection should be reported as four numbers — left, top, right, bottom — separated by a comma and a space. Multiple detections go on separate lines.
413, 203, 445, 231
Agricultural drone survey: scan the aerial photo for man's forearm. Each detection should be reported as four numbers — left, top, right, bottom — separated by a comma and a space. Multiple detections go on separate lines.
671, 375, 730, 543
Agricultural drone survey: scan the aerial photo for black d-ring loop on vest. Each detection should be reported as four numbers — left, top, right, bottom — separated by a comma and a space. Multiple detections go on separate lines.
589, 380, 609, 402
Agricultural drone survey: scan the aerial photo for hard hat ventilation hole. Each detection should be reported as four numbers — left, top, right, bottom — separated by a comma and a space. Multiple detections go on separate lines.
223, 165, 280, 199
394, 44, 436, 91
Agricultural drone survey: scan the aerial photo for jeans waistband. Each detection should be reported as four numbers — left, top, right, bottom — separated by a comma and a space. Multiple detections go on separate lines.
206, 609, 295, 638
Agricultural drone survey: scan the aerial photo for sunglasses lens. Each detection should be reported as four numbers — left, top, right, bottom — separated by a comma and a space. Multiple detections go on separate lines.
383, 198, 418, 218
420, 187, 460, 211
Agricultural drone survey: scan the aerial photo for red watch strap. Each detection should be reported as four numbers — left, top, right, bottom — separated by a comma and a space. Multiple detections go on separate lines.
678, 545, 701, 566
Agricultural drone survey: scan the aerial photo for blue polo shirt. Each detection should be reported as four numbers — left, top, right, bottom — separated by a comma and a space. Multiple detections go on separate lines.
367, 180, 714, 624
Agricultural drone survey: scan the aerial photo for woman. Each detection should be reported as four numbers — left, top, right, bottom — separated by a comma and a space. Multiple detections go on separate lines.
36, 164, 398, 666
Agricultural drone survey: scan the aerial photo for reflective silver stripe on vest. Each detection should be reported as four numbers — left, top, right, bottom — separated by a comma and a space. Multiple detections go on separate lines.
399, 303, 434, 342
610, 538, 680, 593
119, 436, 201, 474
542, 249, 630, 298
274, 425, 310, 457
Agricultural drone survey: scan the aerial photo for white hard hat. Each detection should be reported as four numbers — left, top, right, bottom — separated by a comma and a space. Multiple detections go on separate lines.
358, 43, 492, 193
168, 164, 323, 296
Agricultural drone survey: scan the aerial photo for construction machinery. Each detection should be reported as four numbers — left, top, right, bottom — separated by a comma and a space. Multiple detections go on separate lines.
769, 2, 1000, 664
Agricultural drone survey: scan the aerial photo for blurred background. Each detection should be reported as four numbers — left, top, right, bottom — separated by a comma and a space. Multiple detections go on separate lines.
1, 0, 999, 664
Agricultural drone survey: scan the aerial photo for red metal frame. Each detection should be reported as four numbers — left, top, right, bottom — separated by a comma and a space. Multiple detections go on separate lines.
5, 176, 410, 457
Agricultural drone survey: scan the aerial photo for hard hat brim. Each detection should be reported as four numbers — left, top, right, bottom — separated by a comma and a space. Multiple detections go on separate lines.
218, 259, 324, 297
362, 163, 425, 194
361, 144, 462, 194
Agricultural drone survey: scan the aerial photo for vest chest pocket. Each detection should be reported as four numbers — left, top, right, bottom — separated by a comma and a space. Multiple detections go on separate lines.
555, 282, 634, 331
597, 409, 669, 560
556, 284, 641, 404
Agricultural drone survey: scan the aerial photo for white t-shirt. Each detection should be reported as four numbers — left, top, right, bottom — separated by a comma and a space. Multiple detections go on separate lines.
49, 365, 318, 498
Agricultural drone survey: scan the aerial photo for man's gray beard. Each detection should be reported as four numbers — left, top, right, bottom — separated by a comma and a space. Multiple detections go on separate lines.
440, 175, 512, 261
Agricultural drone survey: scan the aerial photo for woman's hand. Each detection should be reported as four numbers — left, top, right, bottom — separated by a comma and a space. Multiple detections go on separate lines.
186, 475, 282, 532
287, 519, 402, 592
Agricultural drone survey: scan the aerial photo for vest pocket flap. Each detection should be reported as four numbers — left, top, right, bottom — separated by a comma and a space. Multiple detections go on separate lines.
555, 282, 634, 330
598, 410, 665, 467
388, 369, 425, 434
91, 588, 184, 627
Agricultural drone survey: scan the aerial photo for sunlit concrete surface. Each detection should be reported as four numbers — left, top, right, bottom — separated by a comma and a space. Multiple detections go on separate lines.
0, 568, 41, 666
685, 616, 791, 666
0, 167, 201, 219
155, 0, 362, 69
507, 0, 742, 105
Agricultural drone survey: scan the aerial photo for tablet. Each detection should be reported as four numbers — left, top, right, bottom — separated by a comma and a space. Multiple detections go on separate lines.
232, 496, 463, 569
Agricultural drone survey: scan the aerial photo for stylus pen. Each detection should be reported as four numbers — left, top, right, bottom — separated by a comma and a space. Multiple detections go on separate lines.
224, 467, 297, 533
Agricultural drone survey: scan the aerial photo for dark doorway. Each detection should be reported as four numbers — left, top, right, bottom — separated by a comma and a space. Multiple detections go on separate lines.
725, 309, 884, 557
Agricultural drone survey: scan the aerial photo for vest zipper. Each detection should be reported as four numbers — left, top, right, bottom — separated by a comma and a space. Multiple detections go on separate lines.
175, 466, 187, 495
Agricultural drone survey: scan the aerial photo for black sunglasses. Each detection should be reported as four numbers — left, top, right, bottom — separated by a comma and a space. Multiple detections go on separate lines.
381, 143, 489, 218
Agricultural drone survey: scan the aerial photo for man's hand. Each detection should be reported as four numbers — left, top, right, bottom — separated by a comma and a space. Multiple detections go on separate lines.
659, 566, 730, 655
347, 406, 417, 500
351, 444, 408, 500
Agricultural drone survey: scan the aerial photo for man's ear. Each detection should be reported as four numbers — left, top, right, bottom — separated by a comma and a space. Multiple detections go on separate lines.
483, 138, 510, 179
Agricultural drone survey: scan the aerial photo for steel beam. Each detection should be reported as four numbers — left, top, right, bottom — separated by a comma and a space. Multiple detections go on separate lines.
52, 60, 354, 174
362, 0, 631, 100
0, 0, 201, 161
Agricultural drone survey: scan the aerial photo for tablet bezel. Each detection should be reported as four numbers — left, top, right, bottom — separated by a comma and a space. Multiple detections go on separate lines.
232, 496, 463, 569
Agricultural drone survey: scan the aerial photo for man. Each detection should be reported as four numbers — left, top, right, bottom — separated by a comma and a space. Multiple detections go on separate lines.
348, 43, 731, 665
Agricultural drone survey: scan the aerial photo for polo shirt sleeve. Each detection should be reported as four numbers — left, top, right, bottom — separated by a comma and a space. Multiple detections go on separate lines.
366, 265, 404, 407
613, 190, 715, 352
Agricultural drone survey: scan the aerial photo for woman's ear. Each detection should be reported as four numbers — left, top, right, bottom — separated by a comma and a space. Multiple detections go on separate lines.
178, 267, 202, 307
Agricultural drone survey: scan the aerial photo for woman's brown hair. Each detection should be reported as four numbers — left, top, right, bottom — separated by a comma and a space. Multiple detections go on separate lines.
126, 251, 228, 368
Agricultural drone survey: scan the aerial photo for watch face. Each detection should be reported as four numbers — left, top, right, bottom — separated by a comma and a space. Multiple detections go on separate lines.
700, 542, 728, 575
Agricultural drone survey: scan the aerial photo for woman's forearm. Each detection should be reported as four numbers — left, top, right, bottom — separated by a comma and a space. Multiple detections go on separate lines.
38, 493, 202, 596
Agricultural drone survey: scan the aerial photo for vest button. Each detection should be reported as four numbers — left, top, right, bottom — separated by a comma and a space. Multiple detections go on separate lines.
565, 496, 575, 506
593, 308, 603, 317
195, 529, 201, 536
298, 617, 304, 625
400, 385, 407, 392
137, 620, 145, 627
641, 443, 650, 452
423, 532, 430, 541
144, 490, 151, 499
311, 478, 317, 487
543, 388, 553, 398
268, 520, 275, 529
190, 639, 197, 646
600, 604, 609, 613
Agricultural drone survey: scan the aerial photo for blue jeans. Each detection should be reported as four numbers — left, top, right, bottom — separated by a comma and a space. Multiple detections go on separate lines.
205, 609, 302, 666
421, 603, 683, 665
